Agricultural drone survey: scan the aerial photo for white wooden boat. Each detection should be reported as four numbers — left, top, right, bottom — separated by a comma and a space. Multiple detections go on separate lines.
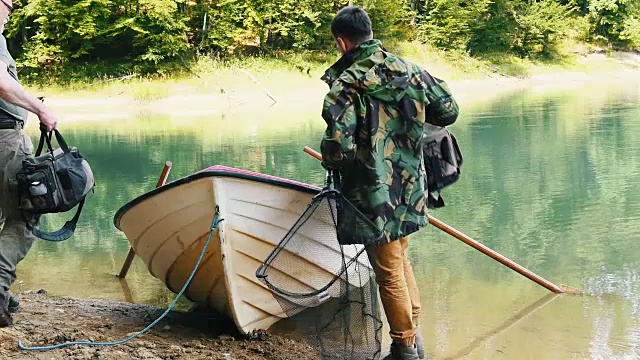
113, 165, 370, 334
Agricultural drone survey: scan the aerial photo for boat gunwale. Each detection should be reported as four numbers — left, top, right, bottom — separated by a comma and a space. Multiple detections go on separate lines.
113, 165, 321, 230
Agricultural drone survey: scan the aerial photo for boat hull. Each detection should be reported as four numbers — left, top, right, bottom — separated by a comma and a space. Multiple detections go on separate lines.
114, 165, 369, 334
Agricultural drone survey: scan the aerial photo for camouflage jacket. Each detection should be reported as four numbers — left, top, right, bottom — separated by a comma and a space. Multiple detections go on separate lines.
320, 39, 459, 243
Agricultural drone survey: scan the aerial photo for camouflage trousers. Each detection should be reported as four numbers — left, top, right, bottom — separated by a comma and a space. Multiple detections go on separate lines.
366, 236, 422, 347
0, 127, 37, 292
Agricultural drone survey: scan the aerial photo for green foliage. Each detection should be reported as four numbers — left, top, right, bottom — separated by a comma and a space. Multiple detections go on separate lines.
357, 0, 416, 42
116, 0, 190, 64
467, 0, 519, 54
8, 0, 111, 65
190, 0, 249, 51
190, 0, 413, 52
588, 0, 628, 42
618, 1, 640, 49
416, 0, 492, 50
587, 0, 640, 48
511, 1, 574, 58
8, 0, 189, 73
620, 16, 640, 49
1, 0, 637, 81
456, 0, 574, 58
565, 14, 593, 43
245, 0, 325, 49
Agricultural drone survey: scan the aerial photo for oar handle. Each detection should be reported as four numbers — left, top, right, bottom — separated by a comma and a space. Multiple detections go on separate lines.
302, 146, 566, 294
304, 146, 322, 161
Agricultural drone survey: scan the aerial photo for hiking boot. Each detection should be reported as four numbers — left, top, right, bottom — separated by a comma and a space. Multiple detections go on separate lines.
0, 309, 11, 327
0, 291, 12, 327
383, 341, 420, 360
8, 293, 19, 313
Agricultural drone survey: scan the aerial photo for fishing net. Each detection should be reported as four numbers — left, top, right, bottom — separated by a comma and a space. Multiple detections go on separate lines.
256, 172, 384, 359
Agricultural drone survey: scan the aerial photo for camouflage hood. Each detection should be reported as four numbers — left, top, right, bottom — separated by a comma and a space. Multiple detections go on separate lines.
321, 39, 413, 103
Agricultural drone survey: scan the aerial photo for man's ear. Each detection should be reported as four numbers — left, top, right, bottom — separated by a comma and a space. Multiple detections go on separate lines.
336, 37, 347, 54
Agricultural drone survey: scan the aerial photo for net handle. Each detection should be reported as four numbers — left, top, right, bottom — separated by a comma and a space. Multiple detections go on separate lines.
306, 147, 333, 189
324, 170, 332, 188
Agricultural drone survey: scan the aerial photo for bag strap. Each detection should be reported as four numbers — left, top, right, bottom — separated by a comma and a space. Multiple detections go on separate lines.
35, 124, 70, 156
52, 129, 70, 153
25, 199, 85, 242
34, 126, 48, 156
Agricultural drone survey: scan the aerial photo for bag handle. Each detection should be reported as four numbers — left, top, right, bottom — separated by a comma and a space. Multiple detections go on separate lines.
35, 124, 70, 156
25, 199, 85, 242
34, 126, 48, 156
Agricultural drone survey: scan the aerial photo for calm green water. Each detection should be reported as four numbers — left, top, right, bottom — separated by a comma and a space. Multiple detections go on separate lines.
13, 77, 640, 359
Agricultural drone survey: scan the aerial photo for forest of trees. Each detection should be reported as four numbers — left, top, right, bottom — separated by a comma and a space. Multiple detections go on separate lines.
5, 0, 640, 76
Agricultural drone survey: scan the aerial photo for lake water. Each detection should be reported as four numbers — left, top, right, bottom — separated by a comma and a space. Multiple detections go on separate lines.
12, 75, 640, 359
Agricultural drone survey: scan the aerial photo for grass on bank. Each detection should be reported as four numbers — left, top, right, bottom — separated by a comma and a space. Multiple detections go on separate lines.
23, 40, 638, 101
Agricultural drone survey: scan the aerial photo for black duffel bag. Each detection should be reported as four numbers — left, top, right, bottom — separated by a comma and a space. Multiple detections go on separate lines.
423, 125, 463, 209
15, 125, 95, 241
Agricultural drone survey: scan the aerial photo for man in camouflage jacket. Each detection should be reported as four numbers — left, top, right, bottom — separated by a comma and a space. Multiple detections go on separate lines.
320, 6, 459, 360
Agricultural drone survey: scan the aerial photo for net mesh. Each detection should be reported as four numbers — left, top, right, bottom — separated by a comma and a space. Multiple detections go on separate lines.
256, 187, 384, 359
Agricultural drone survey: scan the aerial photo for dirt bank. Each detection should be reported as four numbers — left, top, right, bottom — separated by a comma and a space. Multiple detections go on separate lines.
0, 290, 318, 360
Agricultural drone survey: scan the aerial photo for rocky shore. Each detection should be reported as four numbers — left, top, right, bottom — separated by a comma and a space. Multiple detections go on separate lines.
0, 290, 318, 360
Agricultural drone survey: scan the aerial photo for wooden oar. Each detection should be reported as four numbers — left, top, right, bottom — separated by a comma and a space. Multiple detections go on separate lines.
117, 161, 173, 279
303, 146, 581, 295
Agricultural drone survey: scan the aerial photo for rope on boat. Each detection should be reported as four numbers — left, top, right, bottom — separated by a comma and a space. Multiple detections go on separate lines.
18, 206, 224, 352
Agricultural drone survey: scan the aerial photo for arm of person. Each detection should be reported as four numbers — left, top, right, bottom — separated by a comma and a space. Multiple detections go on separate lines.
320, 84, 359, 170
421, 70, 459, 127
0, 60, 57, 131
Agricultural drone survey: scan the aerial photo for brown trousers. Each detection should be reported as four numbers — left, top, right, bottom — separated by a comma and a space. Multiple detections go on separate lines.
366, 236, 421, 347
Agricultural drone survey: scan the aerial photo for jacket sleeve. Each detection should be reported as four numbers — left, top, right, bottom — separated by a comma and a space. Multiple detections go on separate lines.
320, 84, 359, 170
421, 71, 460, 127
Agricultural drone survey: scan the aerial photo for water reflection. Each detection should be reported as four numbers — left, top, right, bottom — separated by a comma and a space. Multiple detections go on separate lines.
445, 293, 560, 360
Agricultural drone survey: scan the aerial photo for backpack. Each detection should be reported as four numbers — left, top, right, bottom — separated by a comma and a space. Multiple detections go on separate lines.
15, 125, 95, 241
423, 125, 463, 209
417, 69, 463, 208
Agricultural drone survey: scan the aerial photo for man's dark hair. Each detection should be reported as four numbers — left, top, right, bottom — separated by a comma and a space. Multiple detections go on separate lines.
331, 6, 373, 44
